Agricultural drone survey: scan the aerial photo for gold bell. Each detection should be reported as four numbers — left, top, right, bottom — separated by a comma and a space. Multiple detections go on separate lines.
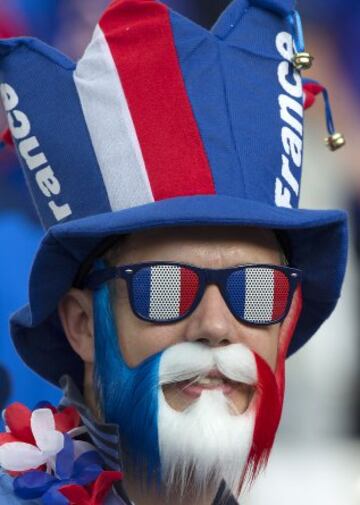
325, 132, 346, 151
292, 52, 314, 71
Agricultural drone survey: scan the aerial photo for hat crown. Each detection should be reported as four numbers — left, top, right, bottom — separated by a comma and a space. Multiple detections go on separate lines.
2, 1, 349, 386
0, 0, 302, 230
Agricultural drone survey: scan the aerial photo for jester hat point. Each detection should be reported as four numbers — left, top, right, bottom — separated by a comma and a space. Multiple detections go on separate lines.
0, 0, 348, 389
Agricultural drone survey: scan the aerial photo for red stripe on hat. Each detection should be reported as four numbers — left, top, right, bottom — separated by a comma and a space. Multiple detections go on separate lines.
179, 267, 199, 315
99, 0, 215, 200
271, 270, 289, 320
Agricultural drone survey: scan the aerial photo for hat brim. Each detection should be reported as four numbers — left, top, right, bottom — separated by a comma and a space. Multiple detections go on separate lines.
10, 195, 348, 389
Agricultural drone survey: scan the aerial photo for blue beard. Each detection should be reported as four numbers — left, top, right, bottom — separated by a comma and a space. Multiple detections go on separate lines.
93, 281, 163, 483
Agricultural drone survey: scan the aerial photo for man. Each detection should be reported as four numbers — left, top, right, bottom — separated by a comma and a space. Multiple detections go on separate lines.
57, 224, 302, 505
0, 0, 347, 503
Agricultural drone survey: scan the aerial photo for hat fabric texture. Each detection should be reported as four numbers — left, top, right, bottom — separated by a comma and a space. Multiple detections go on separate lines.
0, 0, 348, 389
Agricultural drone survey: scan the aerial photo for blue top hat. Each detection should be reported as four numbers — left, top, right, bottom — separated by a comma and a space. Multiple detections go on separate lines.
0, 0, 347, 389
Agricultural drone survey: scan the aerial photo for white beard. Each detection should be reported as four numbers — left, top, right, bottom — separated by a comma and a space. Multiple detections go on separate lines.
157, 342, 257, 500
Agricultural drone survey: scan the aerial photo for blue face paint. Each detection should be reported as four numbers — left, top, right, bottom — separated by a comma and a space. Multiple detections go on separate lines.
93, 280, 162, 483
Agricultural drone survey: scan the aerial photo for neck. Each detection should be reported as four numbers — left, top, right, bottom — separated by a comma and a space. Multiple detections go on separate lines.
122, 469, 219, 505
84, 363, 103, 420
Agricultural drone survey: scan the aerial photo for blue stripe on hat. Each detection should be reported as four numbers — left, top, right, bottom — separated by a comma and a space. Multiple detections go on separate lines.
0, 38, 111, 229
170, 4, 303, 209
169, 12, 246, 199
213, 0, 295, 42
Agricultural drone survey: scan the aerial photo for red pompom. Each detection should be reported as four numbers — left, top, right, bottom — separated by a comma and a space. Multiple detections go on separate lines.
1, 128, 14, 147
303, 82, 325, 110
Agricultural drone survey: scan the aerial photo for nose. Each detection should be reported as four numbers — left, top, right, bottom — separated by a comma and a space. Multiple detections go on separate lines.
184, 283, 242, 347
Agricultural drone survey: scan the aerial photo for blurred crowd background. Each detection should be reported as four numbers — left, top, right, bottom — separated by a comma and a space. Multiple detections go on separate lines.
0, 0, 359, 503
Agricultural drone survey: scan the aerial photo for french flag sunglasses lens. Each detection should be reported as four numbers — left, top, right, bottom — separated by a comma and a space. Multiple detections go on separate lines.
132, 265, 200, 321
226, 267, 290, 323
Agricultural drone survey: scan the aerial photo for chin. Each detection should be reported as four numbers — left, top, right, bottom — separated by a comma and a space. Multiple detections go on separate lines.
157, 388, 255, 500
154, 342, 282, 499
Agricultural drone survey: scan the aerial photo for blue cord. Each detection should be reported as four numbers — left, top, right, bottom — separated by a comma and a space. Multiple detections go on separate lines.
287, 10, 305, 53
321, 88, 336, 135
304, 79, 337, 135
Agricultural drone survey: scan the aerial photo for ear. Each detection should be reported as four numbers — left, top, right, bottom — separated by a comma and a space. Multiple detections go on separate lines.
58, 288, 94, 364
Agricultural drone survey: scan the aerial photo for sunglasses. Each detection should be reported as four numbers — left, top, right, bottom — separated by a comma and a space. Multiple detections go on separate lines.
84, 262, 301, 326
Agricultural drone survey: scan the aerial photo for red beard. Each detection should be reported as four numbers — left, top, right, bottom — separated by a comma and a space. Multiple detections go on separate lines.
244, 287, 303, 484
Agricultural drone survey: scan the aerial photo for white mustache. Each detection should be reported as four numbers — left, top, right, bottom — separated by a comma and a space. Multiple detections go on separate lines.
158, 342, 257, 387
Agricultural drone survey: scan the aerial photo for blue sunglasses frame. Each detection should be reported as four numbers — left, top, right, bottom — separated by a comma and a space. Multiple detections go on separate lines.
84, 262, 302, 326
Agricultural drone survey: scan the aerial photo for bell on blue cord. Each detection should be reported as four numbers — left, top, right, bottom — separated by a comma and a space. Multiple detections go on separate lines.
303, 79, 346, 151
289, 11, 314, 71
292, 51, 314, 71
325, 132, 346, 151
321, 87, 346, 151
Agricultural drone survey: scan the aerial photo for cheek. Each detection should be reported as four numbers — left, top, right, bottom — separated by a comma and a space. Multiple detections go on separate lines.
242, 324, 280, 373
113, 294, 184, 367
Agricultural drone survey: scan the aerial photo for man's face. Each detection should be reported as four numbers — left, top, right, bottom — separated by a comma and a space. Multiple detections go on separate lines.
62, 225, 301, 500
109, 226, 283, 415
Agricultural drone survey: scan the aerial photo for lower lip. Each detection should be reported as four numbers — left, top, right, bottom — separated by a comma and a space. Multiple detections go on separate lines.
179, 381, 234, 398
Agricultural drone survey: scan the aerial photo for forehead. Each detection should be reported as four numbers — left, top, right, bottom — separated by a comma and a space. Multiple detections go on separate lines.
108, 226, 282, 268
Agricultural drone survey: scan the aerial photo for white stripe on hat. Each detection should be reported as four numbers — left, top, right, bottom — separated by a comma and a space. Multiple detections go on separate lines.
150, 266, 181, 320
244, 268, 274, 323
73, 25, 154, 211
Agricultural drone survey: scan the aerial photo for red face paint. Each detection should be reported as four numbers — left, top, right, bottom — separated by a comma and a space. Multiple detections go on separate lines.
246, 353, 282, 481
242, 287, 303, 485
